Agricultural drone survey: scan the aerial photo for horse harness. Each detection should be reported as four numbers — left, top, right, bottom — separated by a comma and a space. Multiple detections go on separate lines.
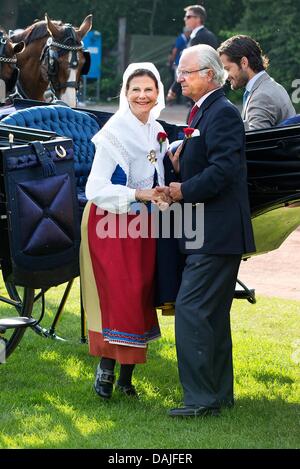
40, 24, 91, 95
0, 31, 19, 97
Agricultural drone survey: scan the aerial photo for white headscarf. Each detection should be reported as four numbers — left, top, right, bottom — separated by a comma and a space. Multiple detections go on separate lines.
119, 62, 165, 120
91, 63, 167, 189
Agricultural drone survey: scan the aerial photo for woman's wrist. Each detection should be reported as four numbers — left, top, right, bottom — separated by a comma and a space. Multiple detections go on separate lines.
135, 188, 143, 202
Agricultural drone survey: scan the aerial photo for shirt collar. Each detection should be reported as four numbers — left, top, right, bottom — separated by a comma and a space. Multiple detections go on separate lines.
246, 70, 266, 92
190, 25, 204, 39
195, 87, 220, 109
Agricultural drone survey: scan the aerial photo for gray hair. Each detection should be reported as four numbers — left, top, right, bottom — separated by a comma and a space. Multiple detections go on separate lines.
182, 44, 227, 86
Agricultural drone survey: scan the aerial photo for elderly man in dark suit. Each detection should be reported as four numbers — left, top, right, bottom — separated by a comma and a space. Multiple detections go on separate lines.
161, 44, 256, 417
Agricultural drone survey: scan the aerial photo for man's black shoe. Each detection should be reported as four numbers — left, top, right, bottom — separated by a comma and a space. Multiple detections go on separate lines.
168, 406, 220, 417
94, 365, 115, 399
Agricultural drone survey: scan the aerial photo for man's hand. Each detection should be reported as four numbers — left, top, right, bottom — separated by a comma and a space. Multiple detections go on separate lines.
169, 182, 183, 201
167, 142, 182, 173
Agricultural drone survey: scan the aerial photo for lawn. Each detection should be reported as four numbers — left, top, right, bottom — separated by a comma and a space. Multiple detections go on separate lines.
0, 279, 299, 449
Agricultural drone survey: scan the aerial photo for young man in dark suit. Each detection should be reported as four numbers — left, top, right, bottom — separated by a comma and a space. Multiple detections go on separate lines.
162, 44, 256, 417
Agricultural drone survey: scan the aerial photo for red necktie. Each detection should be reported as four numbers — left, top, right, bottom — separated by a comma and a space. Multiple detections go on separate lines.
188, 104, 199, 126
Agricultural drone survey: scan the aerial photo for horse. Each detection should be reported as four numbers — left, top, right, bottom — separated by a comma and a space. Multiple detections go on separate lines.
10, 14, 92, 107
0, 28, 24, 104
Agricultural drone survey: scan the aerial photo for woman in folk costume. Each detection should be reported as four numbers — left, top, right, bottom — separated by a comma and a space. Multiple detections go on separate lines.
81, 63, 169, 399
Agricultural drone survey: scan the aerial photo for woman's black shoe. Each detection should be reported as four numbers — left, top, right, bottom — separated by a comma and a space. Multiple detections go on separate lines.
116, 382, 138, 398
94, 365, 115, 399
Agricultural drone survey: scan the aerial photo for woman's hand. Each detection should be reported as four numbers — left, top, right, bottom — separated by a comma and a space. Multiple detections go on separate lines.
167, 142, 182, 174
135, 187, 172, 211
135, 188, 161, 203
153, 187, 172, 211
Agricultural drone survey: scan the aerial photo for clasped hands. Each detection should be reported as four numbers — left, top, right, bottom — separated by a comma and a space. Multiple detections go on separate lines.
153, 184, 183, 208
135, 183, 183, 211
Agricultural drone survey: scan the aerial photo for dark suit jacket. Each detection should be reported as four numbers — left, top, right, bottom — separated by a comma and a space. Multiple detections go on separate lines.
189, 27, 219, 49
178, 88, 256, 256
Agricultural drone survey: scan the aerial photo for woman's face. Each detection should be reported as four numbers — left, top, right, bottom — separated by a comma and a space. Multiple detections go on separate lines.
126, 75, 159, 122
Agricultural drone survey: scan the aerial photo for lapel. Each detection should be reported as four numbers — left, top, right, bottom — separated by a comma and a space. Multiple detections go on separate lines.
242, 72, 270, 118
181, 88, 225, 153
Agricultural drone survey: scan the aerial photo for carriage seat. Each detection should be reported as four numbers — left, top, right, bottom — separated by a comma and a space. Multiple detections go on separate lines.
278, 114, 300, 127
2, 105, 100, 207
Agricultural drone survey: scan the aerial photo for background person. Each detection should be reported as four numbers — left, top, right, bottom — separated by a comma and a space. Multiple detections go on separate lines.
167, 4, 219, 112
167, 27, 191, 104
218, 35, 296, 130
81, 63, 169, 400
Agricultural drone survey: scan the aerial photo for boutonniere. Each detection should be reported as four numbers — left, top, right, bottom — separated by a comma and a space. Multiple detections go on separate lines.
157, 131, 168, 152
183, 127, 200, 139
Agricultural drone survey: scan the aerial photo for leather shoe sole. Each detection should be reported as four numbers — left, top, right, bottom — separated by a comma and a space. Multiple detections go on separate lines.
168, 406, 220, 417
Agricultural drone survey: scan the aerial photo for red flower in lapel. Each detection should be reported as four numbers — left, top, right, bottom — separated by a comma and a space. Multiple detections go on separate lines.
157, 131, 168, 152
184, 127, 195, 138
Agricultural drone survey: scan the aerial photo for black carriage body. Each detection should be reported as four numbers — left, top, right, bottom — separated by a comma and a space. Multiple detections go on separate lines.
0, 133, 80, 288
244, 125, 300, 255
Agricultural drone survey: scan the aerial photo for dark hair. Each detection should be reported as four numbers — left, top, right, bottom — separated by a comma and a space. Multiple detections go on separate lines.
218, 35, 269, 72
184, 5, 207, 22
126, 69, 158, 91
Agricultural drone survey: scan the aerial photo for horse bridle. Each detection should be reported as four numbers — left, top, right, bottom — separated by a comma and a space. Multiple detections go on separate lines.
0, 32, 19, 95
40, 24, 91, 95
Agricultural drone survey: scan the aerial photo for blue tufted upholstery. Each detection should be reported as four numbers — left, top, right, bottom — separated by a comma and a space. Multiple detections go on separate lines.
2, 105, 100, 205
279, 114, 300, 127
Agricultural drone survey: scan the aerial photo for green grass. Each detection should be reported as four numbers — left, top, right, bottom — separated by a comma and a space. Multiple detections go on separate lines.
0, 279, 299, 449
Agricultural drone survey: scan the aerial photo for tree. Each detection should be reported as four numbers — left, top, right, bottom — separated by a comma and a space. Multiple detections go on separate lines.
238, 0, 300, 96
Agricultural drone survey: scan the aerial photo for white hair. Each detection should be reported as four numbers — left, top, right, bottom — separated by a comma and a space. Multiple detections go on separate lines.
182, 44, 227, 86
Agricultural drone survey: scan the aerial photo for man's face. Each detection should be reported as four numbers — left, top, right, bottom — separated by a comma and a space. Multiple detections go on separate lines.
177, 52, 210, 101
184, 9, 201, 30
220, 54, 248, 90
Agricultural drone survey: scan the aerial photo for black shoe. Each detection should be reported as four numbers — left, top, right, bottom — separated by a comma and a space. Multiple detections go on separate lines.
168, 406, 220, 417
94, 365, 115, 399
116, 382, 138, 398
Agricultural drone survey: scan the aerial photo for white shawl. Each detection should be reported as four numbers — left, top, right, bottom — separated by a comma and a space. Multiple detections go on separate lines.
86, 63, 168, 214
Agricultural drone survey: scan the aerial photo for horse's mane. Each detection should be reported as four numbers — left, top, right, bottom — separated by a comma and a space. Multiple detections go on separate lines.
11, 20, 63, 45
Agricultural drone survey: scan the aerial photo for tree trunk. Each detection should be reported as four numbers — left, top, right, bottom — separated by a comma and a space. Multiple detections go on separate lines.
149, 0, 159, 36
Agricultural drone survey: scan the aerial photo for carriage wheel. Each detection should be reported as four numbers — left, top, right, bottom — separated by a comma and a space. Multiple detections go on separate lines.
0, 280, 35, 360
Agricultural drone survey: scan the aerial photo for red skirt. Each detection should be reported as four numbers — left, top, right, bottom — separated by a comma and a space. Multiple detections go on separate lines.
80, 202, 161, 364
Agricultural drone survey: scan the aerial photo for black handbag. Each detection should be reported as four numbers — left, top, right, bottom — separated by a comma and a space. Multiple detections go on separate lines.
0, 135, 80, 288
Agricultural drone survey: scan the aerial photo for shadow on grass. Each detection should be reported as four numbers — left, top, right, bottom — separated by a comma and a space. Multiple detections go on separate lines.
252, 370, 295, 385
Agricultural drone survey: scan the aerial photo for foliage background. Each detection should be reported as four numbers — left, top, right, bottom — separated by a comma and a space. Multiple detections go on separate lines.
0, 0, 299, 103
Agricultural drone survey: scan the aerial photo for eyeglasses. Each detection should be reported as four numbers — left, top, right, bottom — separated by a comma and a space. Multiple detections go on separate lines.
184, 15, 198, 19
176, 67, 208, 78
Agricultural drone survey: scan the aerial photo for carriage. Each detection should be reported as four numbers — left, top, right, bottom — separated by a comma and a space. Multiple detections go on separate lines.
1, 18, 300, 362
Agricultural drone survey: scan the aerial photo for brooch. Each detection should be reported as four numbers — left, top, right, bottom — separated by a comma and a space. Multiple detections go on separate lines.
147, 150, 157, 164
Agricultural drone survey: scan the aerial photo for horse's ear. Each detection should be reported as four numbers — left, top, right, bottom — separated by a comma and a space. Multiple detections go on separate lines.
77, 14, 93, 40
45, 13, 60, 37
13, 41, 25, 54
